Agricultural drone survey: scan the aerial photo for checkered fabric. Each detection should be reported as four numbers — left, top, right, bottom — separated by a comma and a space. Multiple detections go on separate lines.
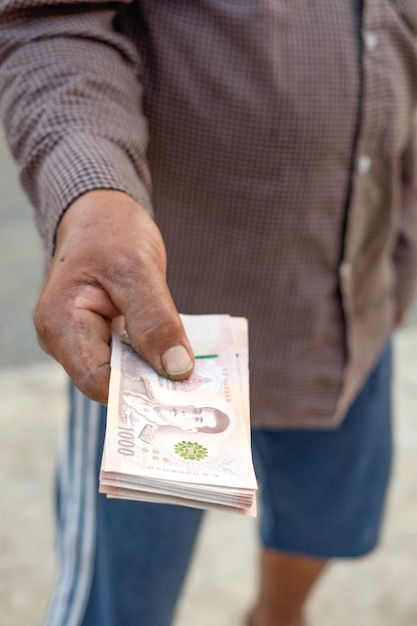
0, 0, 416, 427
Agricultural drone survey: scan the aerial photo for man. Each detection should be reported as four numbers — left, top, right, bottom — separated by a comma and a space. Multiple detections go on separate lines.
0, 1, 417, 626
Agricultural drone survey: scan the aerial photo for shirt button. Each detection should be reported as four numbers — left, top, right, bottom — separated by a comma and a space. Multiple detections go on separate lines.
358, 155, 372, 174
339, 262, 352, 279
364, 31, 379, 52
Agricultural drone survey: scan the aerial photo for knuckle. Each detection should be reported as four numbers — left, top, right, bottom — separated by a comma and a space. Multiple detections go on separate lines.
62, 354, 95, 397
69, 362, 109, 405
74, 370, 98, 400
33, 300, 55, 348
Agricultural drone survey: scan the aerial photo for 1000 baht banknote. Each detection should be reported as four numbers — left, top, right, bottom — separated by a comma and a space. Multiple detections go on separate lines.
100, 314, 257, 514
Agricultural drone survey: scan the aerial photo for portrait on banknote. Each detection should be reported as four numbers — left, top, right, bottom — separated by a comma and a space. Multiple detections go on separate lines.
121, 340, 232, 444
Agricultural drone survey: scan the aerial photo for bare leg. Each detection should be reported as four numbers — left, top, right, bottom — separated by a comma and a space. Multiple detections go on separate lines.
248, 549, 327, 626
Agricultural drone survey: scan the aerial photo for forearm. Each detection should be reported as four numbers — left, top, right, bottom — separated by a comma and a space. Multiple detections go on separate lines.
0, 0, 151, 255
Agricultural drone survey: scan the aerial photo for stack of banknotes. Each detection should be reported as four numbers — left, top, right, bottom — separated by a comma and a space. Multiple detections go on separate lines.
99, 314, 258, 516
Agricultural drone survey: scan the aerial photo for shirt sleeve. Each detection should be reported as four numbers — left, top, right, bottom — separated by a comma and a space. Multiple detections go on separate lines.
0, 0, 152, 257
393, 125, 417, 313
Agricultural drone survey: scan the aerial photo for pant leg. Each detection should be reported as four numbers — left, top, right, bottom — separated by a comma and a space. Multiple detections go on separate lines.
45, 383, 204, 626
251, 340, 393, 558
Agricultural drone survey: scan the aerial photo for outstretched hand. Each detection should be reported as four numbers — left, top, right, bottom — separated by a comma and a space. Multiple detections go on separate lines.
34, 190, 194, 404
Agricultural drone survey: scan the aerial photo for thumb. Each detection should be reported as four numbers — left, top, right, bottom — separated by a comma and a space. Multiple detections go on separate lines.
96, 199, 195, 380
122, 280, 195, 380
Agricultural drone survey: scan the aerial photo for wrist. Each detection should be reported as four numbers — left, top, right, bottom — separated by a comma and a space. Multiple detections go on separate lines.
57, 189, 147, 246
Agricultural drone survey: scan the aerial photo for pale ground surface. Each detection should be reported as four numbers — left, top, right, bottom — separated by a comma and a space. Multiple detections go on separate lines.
1, 131, 417, 626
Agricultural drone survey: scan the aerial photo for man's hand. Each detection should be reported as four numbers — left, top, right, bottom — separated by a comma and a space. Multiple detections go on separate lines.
34, 190, 194, 404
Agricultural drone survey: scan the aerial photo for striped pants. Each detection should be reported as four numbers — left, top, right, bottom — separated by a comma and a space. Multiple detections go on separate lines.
45, 384, 204, 626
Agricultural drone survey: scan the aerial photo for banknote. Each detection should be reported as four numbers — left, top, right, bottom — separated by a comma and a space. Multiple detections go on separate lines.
100, 314, 257, 515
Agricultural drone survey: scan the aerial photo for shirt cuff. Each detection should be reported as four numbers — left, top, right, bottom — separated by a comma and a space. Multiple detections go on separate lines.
36, 133, 152, 258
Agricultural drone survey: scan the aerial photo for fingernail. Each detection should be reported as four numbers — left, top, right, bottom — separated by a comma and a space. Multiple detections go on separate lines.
162, 345, 193, 376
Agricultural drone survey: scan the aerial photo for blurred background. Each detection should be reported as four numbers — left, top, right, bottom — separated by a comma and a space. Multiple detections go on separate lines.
1, 129, 416, 626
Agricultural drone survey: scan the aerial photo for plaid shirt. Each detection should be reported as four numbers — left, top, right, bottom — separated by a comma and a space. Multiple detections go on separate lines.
1, 0, 416, 427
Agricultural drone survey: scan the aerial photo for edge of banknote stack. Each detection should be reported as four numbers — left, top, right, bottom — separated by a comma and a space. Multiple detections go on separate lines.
99, 314, 258, 516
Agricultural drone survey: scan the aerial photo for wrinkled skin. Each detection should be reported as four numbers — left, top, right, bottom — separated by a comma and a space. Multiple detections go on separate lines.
34, 189, 194, 404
